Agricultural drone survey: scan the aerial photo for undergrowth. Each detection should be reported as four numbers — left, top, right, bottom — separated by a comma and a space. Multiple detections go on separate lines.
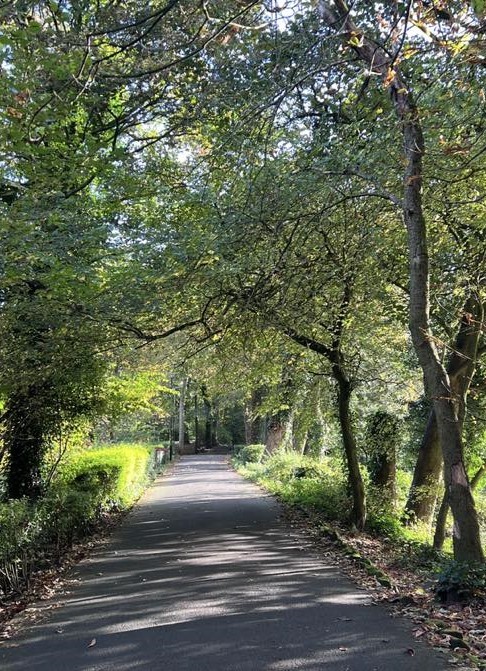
0, 443, 160, 599
234, 450, 454, 576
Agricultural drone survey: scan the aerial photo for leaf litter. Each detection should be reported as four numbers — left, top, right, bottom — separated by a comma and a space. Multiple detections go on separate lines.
279, 502, 486, 670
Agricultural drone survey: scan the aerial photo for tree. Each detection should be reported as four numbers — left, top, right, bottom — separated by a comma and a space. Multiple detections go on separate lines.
316, 0, 484, 561
405, 296, 485, 524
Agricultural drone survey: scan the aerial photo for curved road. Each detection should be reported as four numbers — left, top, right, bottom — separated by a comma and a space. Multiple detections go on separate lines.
1, 455, 446, 670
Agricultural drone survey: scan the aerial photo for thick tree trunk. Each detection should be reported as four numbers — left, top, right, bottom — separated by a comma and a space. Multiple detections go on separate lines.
319, 0, 483, 562
434, 462, 486, 550
370, 450, 396, 502
6, 389, 45, 500
335, 371, 366, 530
406, 295, 484, 524
404, 413, 441, 524
266, 419, 285, 453
367, 412, 399, 507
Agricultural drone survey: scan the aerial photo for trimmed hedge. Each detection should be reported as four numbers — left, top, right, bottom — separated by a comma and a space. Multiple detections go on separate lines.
0, 443, 155, 598
59, 443, 153, 507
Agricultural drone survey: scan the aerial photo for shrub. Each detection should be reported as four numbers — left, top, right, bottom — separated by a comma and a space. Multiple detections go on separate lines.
436, 560, 486, 602
0, 499, 33, 595
239, 444, 266, 464
366, 510, 403, 538
58, 443, 153, 508
0, 443, 155, 598
232, 444, 246, 457
237, 451, 349, 522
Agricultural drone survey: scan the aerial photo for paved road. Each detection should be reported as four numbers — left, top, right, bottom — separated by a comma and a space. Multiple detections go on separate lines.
1, 455, 447, 671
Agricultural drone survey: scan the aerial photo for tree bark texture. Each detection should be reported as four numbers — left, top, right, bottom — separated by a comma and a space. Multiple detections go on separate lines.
406, 295, 483, 524
367, 412, 399, 507
319, 0, 483, 562
265, 419, 285, 454
404, 413, 441, 524
370, 450, 396, 502
434, 461, 486, 550
335, 369, 367, 530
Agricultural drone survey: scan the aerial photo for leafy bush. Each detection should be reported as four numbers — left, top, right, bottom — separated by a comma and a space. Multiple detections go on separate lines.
436, 560, 486, 602
366, 510, 403, 538
239, 444, 266, 464
0, 443, 155, 598
60, 443, 153, 507
237, 451, 349, 522
232, 444, 246, 457
0, 499, 33, 594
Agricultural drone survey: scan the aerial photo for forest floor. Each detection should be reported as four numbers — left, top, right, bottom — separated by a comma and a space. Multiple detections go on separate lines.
0, 454, 449, 671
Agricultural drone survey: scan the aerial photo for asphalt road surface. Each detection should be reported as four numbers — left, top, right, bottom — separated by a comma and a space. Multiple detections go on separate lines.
1, 454, 448, 671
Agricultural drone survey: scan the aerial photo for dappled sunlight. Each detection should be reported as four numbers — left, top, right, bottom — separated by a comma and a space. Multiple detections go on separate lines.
2, 456, 444, 671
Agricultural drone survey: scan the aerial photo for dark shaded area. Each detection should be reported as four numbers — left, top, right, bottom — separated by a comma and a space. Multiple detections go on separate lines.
1, 456, 446, 670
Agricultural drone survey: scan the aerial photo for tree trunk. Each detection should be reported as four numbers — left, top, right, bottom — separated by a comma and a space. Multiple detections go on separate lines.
370, 450, 396, 501
283, 409, 295, 450
212, 400, 219, 447
405, 295, 484, 524
266, 419, 285, 454
432, 297, 484, 549
405, 410, 442, 524
297, 430, 309, 455
284, 333, 365, 526
194, 392, 199, 452
433, 490, 450, 550
201, 385, 213, 449
6, 389, 45, 500
319, 0, 483, 562
178, 377, 188, 453
366, 411, 399, 507
244, 389, 262, 444
434, 461, 486, 550
402, 109, 483, 562
335, 372, 366, 530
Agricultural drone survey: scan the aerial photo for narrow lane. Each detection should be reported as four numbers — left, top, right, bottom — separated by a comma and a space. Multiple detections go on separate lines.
1, 455, 446, 670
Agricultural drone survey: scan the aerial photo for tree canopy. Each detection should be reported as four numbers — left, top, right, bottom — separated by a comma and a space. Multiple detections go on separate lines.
0, 1, 485, 562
